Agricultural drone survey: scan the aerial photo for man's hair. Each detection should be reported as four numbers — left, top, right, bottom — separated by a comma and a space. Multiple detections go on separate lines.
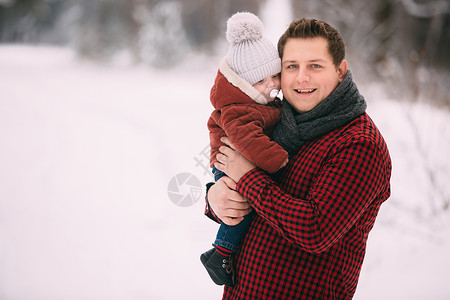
278, 18, 345, 68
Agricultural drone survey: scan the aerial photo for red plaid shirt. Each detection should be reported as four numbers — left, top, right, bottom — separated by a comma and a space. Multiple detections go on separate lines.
205, 113, 391, 299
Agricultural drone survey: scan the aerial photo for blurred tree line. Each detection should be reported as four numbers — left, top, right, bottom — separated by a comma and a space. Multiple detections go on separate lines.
1, 0, 449, 105
0, 0, 265, 66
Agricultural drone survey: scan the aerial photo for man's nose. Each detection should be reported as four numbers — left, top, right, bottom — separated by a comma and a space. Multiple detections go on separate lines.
296, 67, 310, 82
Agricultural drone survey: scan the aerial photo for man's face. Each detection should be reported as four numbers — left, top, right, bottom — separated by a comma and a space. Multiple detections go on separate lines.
281, 37, 347, 113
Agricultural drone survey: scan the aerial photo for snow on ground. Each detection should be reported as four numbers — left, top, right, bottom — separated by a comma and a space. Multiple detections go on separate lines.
0, 45, 449, 300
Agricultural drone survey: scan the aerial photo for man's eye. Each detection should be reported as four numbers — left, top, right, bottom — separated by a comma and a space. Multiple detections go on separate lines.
312, 64, 321, 68
287, 65, 297, 69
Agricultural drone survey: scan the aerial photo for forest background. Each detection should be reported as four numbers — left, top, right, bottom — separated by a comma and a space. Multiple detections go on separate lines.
1, 0, 449, 299
1, 0, 449, 107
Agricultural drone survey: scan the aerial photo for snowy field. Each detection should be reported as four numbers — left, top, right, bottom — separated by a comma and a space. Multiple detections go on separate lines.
0, 45, 449, 300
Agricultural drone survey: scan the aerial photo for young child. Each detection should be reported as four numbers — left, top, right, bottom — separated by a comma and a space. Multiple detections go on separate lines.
200, 12, 288, 287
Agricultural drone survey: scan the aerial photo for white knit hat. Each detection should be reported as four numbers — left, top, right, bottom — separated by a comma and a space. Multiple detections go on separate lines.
226, 12, 281, 85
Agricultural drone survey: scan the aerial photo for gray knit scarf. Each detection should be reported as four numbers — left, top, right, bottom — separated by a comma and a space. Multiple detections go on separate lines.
272, 70, 367, 157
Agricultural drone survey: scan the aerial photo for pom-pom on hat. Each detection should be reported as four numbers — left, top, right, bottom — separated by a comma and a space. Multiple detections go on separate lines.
226, 12, 281, 85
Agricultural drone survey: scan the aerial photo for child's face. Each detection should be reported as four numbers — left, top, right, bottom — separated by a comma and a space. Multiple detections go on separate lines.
253, 73, 281, 102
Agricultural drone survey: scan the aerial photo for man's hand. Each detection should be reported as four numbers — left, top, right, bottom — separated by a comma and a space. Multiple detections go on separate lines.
207, 176, 252, 226
214, 137, 257, 183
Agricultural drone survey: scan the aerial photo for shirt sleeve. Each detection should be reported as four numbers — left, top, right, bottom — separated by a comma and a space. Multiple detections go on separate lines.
235, 137, 390, 253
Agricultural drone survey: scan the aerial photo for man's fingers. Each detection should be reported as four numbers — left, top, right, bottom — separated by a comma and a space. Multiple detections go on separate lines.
218, 145, 234, 157
227, 200, 251, 211
220, 136, 237, 150
228, 190, 248, 203
221, 177, 248, 203
218, 177, 249, 204
226, 207, 252, 217
221, 176, 237, 190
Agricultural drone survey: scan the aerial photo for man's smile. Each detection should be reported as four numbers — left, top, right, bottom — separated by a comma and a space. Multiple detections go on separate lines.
294, 88, 317, 94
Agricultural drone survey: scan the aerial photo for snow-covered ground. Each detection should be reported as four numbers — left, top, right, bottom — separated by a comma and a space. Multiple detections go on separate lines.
0, 45, 449, 300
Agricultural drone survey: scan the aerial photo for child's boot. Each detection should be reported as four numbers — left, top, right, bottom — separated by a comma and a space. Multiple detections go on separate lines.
200, 247, 235, 287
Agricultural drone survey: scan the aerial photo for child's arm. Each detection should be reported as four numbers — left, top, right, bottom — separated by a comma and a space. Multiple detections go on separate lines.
217, 105, 288, 173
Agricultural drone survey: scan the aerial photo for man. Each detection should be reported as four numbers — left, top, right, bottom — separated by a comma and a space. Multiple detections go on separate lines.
205, 18, 392, 299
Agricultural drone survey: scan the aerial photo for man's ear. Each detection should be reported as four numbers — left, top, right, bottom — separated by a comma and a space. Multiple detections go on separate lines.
337, 59, 348, 82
